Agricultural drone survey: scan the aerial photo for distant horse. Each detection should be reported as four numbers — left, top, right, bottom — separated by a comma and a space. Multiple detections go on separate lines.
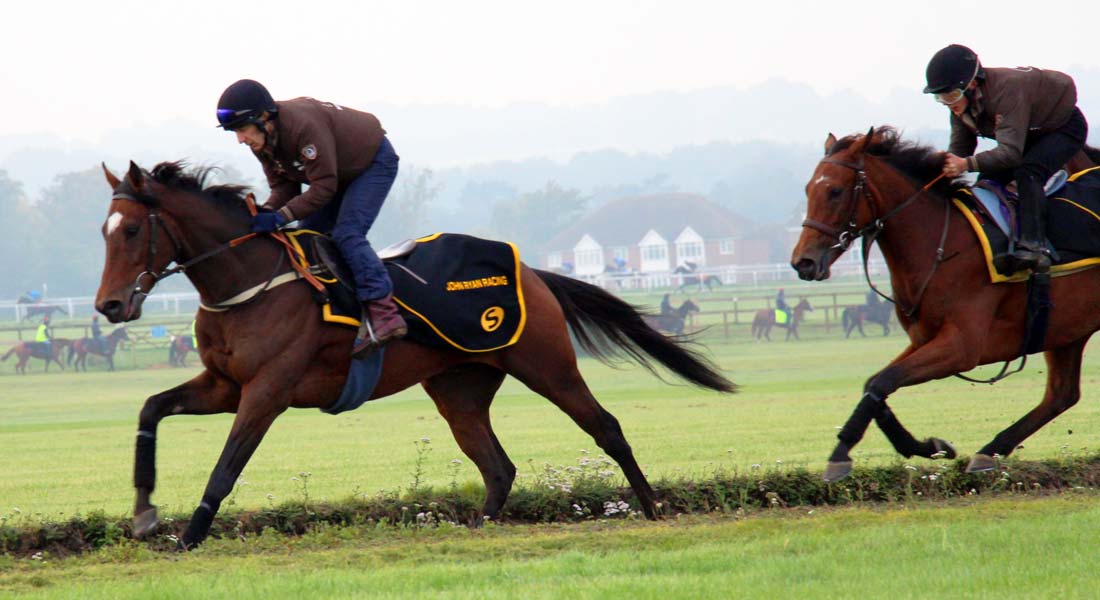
168, 335, 196, 367
19, 304, 68, 322
751, 298, 813, 341
95, 161, 735, 549
2, 338, 72, 374
68, 327, 129, 372
791, 126, 1100, 482
842, 302, 892, 338
673, 263, 722, 294
644, 299, 700, 336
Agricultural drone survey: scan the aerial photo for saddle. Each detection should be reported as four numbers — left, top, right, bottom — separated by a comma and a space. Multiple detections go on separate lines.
954, 167, 1100, 282
286, 231, 527, 352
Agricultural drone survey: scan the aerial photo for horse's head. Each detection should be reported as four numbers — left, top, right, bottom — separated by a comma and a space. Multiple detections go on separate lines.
795, 298, 813, 312
95, 162, 182, 323
113, 326, 130, 341
682, 299, 700, 314
791, 128, 880, 281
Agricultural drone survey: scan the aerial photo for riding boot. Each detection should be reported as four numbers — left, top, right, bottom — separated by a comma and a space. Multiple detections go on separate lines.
1012, 174, 1051, 272
352, 294, 408, 358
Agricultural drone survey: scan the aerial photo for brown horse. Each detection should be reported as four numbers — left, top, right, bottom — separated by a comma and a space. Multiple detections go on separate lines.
751, 298, 812, 341
792, 126, 1100, 481
94, 161, 735, 549
68, 327, 130, 372
643, 299, 700, 335
2, 338, 72, 374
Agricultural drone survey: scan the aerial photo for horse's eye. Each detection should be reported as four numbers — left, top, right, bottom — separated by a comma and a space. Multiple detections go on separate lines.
124, 224, 140, 238
828, 187, 844, 199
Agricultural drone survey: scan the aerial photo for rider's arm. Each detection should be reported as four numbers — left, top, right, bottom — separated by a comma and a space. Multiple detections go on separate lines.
259, 158, 302, 214
972, 91, 1028, 173
946, 113, 977, 163
278, 119, 339, 223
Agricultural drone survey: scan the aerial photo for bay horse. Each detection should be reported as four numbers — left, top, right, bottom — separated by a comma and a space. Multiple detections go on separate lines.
643, 299, 700, 336
1, 338, 72, 374
19, 304, 68, 322
841, 302, 891, 338
673, 263, 722, 294
68, 327, 130, 372
95, 161, 735, 549
751, 298, 812, 341
792, 126, 1100, 481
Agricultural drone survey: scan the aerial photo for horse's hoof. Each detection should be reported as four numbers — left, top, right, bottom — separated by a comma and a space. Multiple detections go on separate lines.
823, 461, 853, 482
930, 438, 957, 460
966, 453, 996, 473
133, 507, 159, 538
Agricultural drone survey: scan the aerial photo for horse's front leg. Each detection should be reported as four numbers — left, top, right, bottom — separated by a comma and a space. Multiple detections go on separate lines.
132, 370, 239, 537
179, 380, 290, 550
824, 327, 976, 481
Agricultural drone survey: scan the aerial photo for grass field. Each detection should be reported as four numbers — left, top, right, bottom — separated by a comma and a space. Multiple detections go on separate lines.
4, 495, 1100, 598
4, 286, 1100, 597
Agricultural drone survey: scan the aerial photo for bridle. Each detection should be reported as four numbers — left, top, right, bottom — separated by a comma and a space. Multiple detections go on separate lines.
801, 155, 949, 319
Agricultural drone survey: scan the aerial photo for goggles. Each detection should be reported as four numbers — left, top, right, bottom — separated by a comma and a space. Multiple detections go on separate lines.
933, 89, 966, 105
216, 108, 256, 129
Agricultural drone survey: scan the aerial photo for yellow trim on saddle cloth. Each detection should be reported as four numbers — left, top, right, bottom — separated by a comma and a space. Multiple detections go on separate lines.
392, 238, 528, 353
285, 229, 360, 327
953, 191, 1100, 284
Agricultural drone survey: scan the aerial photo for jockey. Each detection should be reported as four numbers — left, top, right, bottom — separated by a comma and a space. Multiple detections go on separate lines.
865, 288, 881, 307
924, 44, 1087, 272
775, 288, 791, 321
91, 314, 103, 354
660, 294, 673, 316
36, 315, 52, 348
216, 79, 406, 356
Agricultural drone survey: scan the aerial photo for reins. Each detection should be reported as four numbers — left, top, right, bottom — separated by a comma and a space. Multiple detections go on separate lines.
112, 190, 328, 310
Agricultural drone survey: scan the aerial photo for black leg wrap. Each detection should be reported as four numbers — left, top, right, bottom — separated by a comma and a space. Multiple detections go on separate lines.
134, 433, 157, 491
874, 406, 919, 458
181, 496, 220, 549
837, 391, 882, 447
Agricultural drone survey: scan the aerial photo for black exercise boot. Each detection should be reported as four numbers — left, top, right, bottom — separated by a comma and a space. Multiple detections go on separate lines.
1011, 174, 1051, 272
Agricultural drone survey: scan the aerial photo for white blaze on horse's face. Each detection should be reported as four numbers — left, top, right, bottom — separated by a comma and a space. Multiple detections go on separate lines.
105, 212, 123, 236
814, 175, 828, 186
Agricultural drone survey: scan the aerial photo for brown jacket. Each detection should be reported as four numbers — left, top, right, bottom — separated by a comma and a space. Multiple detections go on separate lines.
948, 66, 1077, 173
257, 97, 386, 221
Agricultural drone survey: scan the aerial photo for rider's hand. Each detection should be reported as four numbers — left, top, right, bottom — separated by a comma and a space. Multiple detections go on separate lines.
250, 212, 286, 233
942, 153, 969, 178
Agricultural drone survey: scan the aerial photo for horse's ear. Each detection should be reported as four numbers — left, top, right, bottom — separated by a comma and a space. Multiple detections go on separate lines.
127, 161, 144, 191
853, 126, 875, 154
824, 133, 837, 154
102, 163, 121, 189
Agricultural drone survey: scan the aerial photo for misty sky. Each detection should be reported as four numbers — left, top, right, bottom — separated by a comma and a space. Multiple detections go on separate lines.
5, 0, 1097, 145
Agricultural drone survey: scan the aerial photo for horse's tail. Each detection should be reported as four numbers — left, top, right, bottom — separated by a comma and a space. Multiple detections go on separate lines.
1, 345, 17, 361
534, 269, 736, 393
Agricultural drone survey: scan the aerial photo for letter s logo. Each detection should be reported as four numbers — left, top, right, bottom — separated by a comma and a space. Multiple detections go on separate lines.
481, 306, 504, 332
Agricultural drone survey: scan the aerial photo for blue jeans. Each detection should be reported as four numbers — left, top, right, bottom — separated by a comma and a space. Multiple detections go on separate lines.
301, 137, 399, 301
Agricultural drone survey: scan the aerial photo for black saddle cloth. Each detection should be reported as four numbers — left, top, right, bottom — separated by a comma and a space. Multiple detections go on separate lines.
287, 231, 526, 352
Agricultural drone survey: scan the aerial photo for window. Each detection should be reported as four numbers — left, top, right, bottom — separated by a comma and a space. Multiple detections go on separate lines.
720, 239, 734, 255
641, 244, 667, 262
547, 252, 562, 268
611, 247, 629, 261
677, 241, 703, 261
575, 248, 603, 269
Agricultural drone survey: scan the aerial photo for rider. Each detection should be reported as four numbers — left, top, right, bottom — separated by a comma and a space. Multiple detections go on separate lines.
35, 315, 52, 350
660, 293, 673, 316
90, 314, 103, 354
865, 288, 881, 308
924, 44, 1088, 272
775, 288, 792, 322
216, 79, 406, 357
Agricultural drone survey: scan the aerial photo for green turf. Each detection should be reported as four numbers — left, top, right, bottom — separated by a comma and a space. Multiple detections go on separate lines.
3, 494, 1100, 598
2, 332, 1097, 520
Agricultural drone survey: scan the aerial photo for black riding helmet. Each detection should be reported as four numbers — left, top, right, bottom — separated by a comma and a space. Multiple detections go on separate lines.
923, 44, 981, 94
216, 79, 277, 130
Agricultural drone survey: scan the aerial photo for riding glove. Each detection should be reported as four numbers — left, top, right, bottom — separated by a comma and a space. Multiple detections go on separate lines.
250, 212, 286, 233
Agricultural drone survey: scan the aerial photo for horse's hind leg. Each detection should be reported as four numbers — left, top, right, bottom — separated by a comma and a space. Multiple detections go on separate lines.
422, 364, 513, 522
967, 338, 1087, 472
505, 354, 659, 519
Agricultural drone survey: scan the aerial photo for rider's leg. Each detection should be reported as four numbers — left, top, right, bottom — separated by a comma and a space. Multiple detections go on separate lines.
1009, 108, 1087, 271
329, 137, 405, 356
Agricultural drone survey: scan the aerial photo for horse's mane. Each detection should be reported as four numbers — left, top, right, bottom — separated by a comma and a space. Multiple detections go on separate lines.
828, 127, 953, 195
147, 161, 252, 210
